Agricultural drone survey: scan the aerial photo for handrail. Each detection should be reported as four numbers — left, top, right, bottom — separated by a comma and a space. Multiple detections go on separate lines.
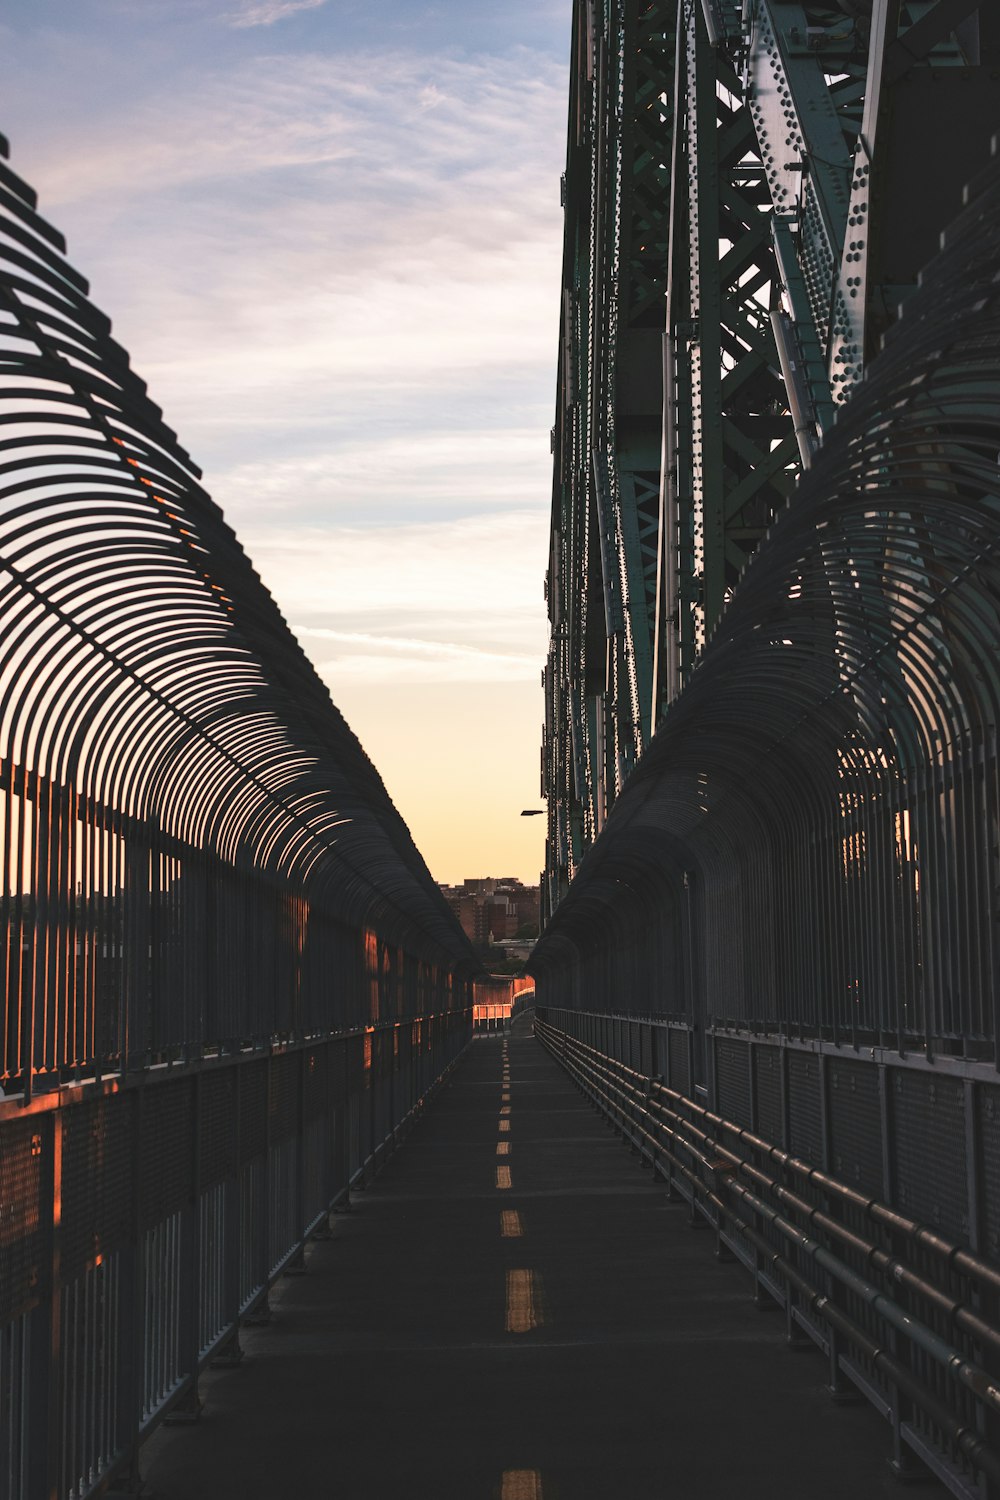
536, 1014, 1000, 1493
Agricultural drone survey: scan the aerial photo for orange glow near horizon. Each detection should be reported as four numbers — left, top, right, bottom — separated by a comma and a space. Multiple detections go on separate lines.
327, 678, 546, 884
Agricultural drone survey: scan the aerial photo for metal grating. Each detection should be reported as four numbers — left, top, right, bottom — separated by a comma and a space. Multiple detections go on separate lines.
61, 1099, 135, 1283
892, 1070, 968, 1241
199, 1070, 237, 1190
304, 1048, 330, 1124
753, 1046, 783, 1145
141, 1081, 194, 1230
0, 1118, 44, 1323
828, 1059, 883, 1197
715, 1037, 751, 1127
978, 1084, 1000, 1261
786, 1053, 822, 1165
668, 1030, 690, 1094
238, 1061, 268, 1165
640, 1025, 655, 1078
269, 1053, 299, 1145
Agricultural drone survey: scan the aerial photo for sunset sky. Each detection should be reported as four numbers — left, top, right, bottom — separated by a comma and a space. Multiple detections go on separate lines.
0, 0, 570, 884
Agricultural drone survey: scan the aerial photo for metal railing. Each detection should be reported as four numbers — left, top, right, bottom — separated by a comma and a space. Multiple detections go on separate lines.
2, 1013, 467, 1500
537, 1010, 1000, 1497
0, 130, 479, 1498
472, 976, 536, 1033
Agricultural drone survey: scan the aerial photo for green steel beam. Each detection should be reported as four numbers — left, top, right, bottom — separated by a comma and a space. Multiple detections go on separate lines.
543, 0, 1000, 928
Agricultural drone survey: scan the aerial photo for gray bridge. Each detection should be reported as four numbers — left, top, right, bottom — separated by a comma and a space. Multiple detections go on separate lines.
2, 3, 1000, 1498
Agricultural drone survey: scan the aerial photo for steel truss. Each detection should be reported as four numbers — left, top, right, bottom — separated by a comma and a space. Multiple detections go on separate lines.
537, 132, 1000, 1060
543, 0, 1000, 917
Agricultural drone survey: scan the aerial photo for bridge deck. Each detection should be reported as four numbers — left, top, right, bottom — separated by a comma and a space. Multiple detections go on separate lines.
141, 1024, 924, 1498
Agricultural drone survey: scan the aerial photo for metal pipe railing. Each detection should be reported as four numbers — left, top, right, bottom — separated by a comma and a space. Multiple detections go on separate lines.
537, 1014, 1000, 1494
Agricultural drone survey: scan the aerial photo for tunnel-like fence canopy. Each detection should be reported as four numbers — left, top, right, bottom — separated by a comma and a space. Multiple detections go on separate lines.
0, 130, 477, 1098
532, 152, 1000, 1060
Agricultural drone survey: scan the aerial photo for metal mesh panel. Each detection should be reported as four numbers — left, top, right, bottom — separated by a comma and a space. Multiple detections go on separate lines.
715, 1037, 750, 1126
753, 1046, 783, 1144
892, 1069, 968, 1240
238, 1061, 268, 1165
304, 1048, 331, 1124
668, 1029, 690, 1094
141, 1081, 193, 1230
269, 1053, 298, 1145
0, 1119, 44, 1323
200, 1070, 236, 1190
786, 1052, 822, 1164
61, 1099, 134, 1282
978, 1084, 1000, 1261
828, 1058, 883, 1196
640, 1025, 654, 1078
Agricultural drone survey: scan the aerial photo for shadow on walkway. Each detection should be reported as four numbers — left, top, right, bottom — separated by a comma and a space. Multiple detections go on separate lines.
141, 1031, 931, 1498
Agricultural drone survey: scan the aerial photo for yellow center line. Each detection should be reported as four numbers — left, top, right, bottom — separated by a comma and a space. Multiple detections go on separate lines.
496, 1165, 512, 1189
498, 1119, 510, 1133
500, 1471, 543, 1500
501, 1092, 511, 1102
505, 1269, 544, 1334
500, 1106, 511, 1116
497, 1141, 510, 1156
500, 1209, 523, 1237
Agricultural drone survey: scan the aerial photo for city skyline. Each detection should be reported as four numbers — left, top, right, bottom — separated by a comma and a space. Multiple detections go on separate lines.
0, 0, 570, 884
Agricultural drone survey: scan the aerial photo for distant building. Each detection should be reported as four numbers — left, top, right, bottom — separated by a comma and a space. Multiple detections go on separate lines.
439, 876, 540, 953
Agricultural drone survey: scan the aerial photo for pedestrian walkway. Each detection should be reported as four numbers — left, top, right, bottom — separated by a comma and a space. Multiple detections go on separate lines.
141, 1024, 930, 1498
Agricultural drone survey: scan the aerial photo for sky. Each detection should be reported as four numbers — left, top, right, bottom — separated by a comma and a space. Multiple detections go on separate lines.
0, 0, 570, 885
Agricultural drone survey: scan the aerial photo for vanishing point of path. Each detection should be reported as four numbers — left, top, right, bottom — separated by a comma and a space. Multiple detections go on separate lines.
141, 1019, 932, 1499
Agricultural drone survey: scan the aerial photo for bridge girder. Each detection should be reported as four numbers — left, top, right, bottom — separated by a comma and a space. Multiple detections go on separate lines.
543, 0, 1000, 922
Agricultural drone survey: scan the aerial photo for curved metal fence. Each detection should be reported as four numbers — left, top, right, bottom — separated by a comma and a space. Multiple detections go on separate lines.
0, 132, 476, 1499
533, 148, 1000, 1062
0, 129, 475, 1095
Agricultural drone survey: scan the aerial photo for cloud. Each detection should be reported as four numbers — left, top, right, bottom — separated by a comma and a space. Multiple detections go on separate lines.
7, 44, 565, 542
299, 627, 539, 684
14, 47, 564, 430
0, 20, 563, 875
209, 426, 551, 530
14, 48, 563, 213
246, 510, 549, 684
225, 0, 327, 27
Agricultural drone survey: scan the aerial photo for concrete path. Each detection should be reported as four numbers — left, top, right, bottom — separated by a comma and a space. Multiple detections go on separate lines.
141, 1026, 931, 1499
